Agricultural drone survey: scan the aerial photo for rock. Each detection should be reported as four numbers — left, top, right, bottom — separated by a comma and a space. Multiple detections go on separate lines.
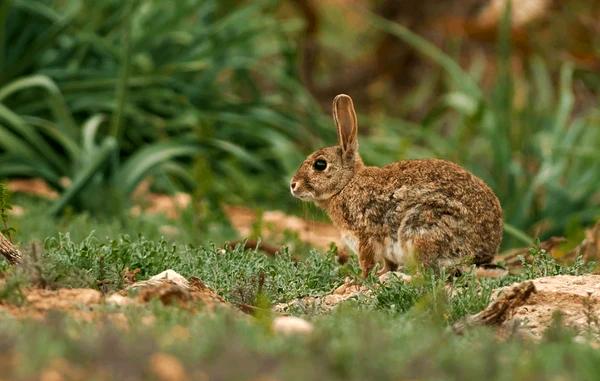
148, 269, 190, 288
149, 353, 187, 381
459, 275, 600, 339
127, 270, 233, 311
272, 316, 314, 335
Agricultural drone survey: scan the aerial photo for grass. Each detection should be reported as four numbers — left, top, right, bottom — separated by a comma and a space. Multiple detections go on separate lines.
1, 309, 600, 381
0, 288, 599, 380
0, 196, 598, 379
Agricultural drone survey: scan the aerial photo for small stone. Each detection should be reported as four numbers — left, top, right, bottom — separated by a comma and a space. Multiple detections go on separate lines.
272, 316, 314, 335
148, 270, 189, 289
40, 369, 63, 381
149, 353, 187, 381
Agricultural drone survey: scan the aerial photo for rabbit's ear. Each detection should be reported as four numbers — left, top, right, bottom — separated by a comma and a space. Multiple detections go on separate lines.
333, 94, 358, 154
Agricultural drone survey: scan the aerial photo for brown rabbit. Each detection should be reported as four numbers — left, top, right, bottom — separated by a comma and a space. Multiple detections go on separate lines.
290, 94, 503, 277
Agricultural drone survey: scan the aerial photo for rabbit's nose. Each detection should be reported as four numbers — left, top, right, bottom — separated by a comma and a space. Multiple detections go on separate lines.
290, 181, 298, 191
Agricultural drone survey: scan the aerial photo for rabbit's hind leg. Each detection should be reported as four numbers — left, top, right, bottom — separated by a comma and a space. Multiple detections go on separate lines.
410, 231, 464, 272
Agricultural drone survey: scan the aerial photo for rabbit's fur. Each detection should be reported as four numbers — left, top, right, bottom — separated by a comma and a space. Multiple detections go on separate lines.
290, 94, 503, 277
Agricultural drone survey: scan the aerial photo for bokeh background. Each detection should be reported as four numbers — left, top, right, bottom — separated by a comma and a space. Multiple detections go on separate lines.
1, 0, 599, 249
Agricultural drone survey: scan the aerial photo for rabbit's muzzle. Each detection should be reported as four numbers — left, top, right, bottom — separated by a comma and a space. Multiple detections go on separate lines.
289, 178, 314, 201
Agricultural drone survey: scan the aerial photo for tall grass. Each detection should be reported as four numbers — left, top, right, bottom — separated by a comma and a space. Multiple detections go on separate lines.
0, 0, 328, 213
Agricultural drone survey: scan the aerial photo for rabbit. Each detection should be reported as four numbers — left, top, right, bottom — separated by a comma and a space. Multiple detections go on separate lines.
290, 94, 503, 277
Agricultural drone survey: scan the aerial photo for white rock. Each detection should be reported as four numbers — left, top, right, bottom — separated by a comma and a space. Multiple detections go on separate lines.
148, 269, 189, 289
272, 316, 314, 335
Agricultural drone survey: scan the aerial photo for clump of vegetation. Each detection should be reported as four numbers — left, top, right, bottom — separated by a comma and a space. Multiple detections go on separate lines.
0, 181, 13, 238
0, 0, 328, 214
519, 242, 594, 279
34, 232, 342, 302
0, 293, 599, 380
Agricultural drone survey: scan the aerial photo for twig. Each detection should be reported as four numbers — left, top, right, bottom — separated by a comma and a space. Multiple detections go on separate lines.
0, 231, 22, 265
453, 281, 535, 333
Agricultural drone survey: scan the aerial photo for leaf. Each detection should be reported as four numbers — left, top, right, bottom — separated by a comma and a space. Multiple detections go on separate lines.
0, 103, 67, 173
0, 75, 78, 138
115, 141, 200, 195
49, 137, 118, 216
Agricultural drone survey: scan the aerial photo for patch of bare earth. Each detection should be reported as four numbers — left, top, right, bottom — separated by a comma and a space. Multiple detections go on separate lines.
1, 288, 102, 320
459, 275, 600, 339
0, 270, 234, 321
223, 205, 342, 251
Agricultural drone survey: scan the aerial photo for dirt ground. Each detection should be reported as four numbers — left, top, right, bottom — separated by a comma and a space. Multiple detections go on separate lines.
4, 268, 600, 340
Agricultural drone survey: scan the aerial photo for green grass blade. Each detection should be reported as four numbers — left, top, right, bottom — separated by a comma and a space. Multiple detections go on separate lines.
109, 1, 134, 141
82, 114, 106, 153
207, 139, 268, 171
1, 0, 78, 83
503, 223, 534, 246
115, 141, 200, 195
0, 103, 67, 172
553, 64, 574, 138
0, 75, 78, 138
0, 0, 12, 71
49, 137, 118, 216
0, 123, 37, 157
21, 116, 80, 161
366, 11, 481, 99
0, 155, 61, 184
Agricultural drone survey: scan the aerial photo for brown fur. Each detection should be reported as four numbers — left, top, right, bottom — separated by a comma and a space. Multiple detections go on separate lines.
290, 94, 503, 276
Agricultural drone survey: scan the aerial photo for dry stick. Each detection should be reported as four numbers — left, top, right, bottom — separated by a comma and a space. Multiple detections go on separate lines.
453, 281, 536, 334
0, 231, 22, 264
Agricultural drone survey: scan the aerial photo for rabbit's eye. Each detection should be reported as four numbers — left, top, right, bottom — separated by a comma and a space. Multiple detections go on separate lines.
313, 159, 327, 171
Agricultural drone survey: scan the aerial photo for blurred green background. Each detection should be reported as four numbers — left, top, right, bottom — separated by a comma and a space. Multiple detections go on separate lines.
0, 0, 599, 249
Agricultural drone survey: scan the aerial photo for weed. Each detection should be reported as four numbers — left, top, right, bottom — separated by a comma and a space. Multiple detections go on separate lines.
0, 181, 14, 239
0, 270, 27, 306
520, 241, 594, 279
582, 292, 600, 336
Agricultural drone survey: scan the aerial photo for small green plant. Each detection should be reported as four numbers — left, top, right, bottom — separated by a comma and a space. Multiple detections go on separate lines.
0, 181, 14, 238
37, 232, 342, 298
519, 241, 593, 279
0, 270, 26, 306
372, 270, 506, 322
583, 291, 600, 337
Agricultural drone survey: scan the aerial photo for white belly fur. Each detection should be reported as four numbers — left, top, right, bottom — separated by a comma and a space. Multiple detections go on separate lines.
341, 231, 411, 266
341, 232, 359, 255
382, 236, 411, 265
